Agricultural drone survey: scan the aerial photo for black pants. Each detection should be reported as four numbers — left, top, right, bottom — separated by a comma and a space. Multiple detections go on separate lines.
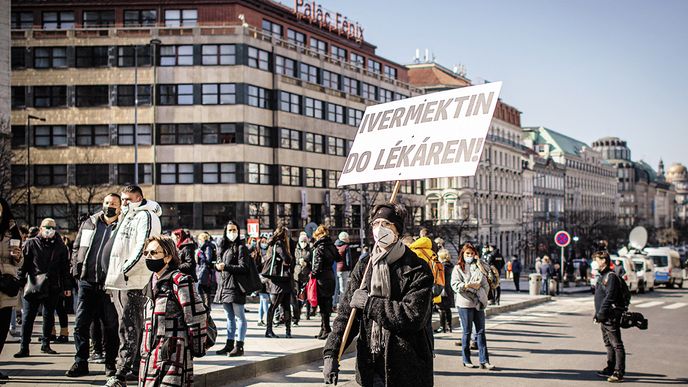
74, 281, 119, 364
198, 284, 215, 309
513, 272, 521, 291
438, 307, 453, 331
0, 307, 12, 355
267, 293, 291, 331
601, 321, 625, 375
21, 295, 58, 349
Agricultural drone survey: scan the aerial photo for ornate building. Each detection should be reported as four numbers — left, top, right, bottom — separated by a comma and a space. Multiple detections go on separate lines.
666, 163, 688, 226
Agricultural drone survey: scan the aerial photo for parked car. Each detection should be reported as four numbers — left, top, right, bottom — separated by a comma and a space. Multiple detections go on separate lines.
645, 247, 684, 288
611, 255, 640, 294
631, 255, 655, 293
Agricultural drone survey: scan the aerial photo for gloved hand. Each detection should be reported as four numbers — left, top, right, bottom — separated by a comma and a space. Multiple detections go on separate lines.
595, 311, 607, 323
349, 289, 369, 310
323, 356, 339, 385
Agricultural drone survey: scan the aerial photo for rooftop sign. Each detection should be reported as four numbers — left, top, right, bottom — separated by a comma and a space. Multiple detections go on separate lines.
293, 0, 364, 43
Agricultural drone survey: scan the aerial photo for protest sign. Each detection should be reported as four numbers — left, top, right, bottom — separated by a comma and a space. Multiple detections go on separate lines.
338, 82, 502, 186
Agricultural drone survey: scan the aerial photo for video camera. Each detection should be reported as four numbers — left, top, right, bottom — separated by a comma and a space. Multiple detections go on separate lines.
619, 311, 648, 330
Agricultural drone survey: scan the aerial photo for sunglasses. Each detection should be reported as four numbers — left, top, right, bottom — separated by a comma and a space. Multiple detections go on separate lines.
142, 249, 163, 257
43, 226, 56, 230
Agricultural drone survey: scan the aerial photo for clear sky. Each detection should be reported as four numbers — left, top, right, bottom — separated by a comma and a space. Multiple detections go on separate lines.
283, 0, 688, 171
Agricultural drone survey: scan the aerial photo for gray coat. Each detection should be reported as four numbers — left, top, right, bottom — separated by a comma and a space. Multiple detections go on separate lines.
450, 262, 489, 311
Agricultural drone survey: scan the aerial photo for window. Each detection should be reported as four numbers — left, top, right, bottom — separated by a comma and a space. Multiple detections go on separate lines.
327, 137, 346, 156
34, 47, 67, 68
11, 12, 33, 29
309, 37, 327, 54
287, 29, 306, 46
11, 47, 26, 69
11, 126, 26, 148
280, 128, 300, 150
75, 85, 110, 107
34, 204, 70, 229
202, 84, 236, 105
124, 10, 157, 26
304, 133, 323, 153
247, 163, 270, 184
76, 46, 109, 68
279, 91, 300, 114
299, 62, 319, 83
34, 165, 67, 186
158, 84, 193, 105
361, 83, 377, 101
11, 87, 26, 109
160, 203, 194, 230
82, 10, 115, 27
280, 166, 301, 186
202, 203, 236, 229
323, 70, 339, 90
327, 170, 341, 188
245, 124, 271, 146
350, 52, 364, 68
164, 9, 197, 27
76, 125, 109, 146
330, 45, 347, 61
159, 123, 194, 145
327, 103, 344, 123
202, 163, 237, 184
201, 44, 235, 65
262, 19, 283, 39
33, 86, 66, 108
342, 76, 359, 95
384, 65, 397, 79
380, 88, 393, 103
247, 86, 269, 108
117, 85, 151, 106
160, 163, 194, 184
304, 97, 324, 119
347, 108, 363, 127
305, 168, 324, 188
247, 47, 269, 70
117, 124, 152, 145
275, 55, 296, 77
117, 45, 151, 67
11, 165, 26, 187
394, 92, 407, 101
202, 123, 236, 144
367, 59, 381, 74
34, 125, 67, 147
160, 45, 193, 66
117, 164, 153, 185
76, 164, 109, 185
42, 11, 74, 30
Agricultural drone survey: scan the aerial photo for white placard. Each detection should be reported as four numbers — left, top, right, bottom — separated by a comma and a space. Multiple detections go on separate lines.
338, 82, 502, 186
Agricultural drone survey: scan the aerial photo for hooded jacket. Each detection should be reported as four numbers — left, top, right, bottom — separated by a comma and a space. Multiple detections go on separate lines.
105, 199, 162, 290
409, 237, 436, 266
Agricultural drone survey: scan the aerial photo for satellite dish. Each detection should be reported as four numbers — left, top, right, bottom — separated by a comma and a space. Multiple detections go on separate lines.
629, 226, 648, 251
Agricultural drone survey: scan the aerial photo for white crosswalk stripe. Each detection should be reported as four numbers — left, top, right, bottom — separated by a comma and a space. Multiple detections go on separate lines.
634, 301, 665, 308
662, 302, 687, 310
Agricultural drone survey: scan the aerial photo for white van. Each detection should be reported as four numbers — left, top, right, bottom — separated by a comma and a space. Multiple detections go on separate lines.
611, 256, 639, 293
645, 247, 683, 288
631, 256, 655, 293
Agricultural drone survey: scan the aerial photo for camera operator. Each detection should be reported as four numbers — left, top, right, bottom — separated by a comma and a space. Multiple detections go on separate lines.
593, 251, 625, 383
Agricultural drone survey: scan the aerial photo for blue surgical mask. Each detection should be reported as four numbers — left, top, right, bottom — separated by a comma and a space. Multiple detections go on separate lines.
465, 257, 474, 264
260, 243, 268, 249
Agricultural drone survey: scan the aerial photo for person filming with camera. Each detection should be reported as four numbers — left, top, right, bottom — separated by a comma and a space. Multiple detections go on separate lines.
593, 251, 625, 383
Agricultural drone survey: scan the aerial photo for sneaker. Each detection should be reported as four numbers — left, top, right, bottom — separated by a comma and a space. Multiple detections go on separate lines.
65, 362, 90, 377
13, 349, 29, 358
607, 372, 624, 383
481, 363, 495, 370
9, 328, 20, 337
89, 352, 106, 364
257, 321, 266, 327
463, 362, 477, 368
597, 368, 614, 378
104, 376, 126, 387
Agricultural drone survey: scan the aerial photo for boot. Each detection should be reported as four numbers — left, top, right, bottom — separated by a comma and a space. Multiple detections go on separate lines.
314, 328, 324, 339
448, 315, 453, 333
229, 341, 244, 357
215, 339, 234, 355
65, 361, 90, 377
438, 310, 447, 333
13, 347, 29, 358
41, 343, 58, 355
319, 312, 331, 340
265, 318, 279, 338
285, 324, 292, 339
55, 327, 69, 343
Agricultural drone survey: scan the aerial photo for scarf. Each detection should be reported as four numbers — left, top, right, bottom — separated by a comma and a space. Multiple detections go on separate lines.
368, 240, 406, 354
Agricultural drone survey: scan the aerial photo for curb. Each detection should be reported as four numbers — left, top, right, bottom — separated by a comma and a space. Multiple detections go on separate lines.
199, 296, 551, 387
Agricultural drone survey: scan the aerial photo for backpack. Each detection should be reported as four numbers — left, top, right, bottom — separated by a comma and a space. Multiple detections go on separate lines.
604, 272, 631, 311
430, 259, 445, 298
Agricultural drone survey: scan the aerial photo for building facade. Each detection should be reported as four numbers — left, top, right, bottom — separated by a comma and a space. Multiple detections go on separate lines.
666, 163, 688, 226
1, 0, 11, 198
9, 0, 425, 233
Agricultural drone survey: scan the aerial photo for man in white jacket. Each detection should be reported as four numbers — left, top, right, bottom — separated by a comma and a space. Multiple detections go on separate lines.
104, 185, 161, 387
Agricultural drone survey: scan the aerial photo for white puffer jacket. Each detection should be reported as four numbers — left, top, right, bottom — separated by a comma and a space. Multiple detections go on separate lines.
105, 199, 162, 290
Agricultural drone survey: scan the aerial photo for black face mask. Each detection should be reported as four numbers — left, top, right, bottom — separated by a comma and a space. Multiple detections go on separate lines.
145, 258, 167, 273
103, 206, 118, 218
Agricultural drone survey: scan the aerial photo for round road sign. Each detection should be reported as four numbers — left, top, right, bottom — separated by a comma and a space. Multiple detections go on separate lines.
554, 231, 571, 247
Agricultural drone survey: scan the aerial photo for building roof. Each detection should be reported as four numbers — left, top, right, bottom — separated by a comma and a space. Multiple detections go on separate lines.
634, 160, 658, 183
524, 126, 590, 157
406, 63, 471, 89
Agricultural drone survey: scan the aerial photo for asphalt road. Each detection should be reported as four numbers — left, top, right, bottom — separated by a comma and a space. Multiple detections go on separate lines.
223, 287, 688, 386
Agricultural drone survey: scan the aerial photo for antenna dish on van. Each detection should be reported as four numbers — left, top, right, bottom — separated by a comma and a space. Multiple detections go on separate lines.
629, 226, 648, 250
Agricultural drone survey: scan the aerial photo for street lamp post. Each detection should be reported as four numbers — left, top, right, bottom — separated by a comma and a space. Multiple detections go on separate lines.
26, 114, 46, 225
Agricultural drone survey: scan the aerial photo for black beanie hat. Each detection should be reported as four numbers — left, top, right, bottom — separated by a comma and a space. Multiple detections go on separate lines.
369, 203, 406, 234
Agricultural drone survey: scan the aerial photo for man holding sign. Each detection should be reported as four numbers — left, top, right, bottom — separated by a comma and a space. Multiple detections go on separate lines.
324, 83, 501, 386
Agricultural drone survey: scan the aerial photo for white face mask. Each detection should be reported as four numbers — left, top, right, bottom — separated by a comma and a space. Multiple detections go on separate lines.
42, 228, 56, 239
373, 226, 396, 249
227, 232, 238, 242
465, 257, 474, 264
299, 241, 307, 248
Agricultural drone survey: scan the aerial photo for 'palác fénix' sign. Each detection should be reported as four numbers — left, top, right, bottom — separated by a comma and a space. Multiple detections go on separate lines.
293, 0, 364, 43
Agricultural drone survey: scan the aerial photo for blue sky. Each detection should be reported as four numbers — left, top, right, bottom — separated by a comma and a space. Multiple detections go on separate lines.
284, 0, 688, 171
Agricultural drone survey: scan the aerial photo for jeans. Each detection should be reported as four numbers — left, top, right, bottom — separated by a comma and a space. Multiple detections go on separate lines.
258, 293, 270, 324
222, 302, 247, 342
21, 295, 58, 349
541, 276, 550, 295
335, 271, 350, 306
112, 289, 145, 377
458, 307, 489, 365
601, 320, 625, 375
74, 281, 119, 364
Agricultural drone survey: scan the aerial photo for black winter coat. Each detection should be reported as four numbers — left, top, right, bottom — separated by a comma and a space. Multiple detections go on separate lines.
323, 247, 434, 387
19, 235, 71, 292
214, 239, 249, 304
265, 240, 292, 295
311, 236, 337, 298
594, 267, 622, 322
177, 240, 198, 281
438, 261, 454, 309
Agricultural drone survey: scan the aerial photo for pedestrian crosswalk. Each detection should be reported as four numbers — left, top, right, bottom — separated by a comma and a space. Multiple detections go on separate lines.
630, 300, 687, 310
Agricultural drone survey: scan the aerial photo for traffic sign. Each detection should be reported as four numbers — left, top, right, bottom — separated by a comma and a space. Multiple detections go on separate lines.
554, 230, 571, 247
247, 219, 260, 238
